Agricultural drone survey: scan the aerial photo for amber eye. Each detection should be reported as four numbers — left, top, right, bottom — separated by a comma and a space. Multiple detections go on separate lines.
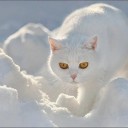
79, 62, 88, 69
59, 63, 69, 69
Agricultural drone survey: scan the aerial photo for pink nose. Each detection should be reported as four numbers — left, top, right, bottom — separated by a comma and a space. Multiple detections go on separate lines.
71, 73, 77, 80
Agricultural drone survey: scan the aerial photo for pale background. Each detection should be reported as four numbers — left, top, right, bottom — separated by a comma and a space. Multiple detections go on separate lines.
0, 1, 127, 41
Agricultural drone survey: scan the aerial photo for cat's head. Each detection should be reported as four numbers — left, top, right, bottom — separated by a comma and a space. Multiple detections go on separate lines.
48, 35, 100, 84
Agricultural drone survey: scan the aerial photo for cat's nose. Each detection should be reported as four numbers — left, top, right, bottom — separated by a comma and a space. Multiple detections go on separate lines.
71, 73, 77, 80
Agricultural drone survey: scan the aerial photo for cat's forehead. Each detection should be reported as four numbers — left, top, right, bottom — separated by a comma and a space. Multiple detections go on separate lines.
56, 47, 89, 62
61, 35, 85, 48
60, 47, 84, 55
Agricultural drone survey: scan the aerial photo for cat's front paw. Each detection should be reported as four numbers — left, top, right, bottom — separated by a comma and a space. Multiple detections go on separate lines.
56, 93, 71, 107
56, 93, 79, 113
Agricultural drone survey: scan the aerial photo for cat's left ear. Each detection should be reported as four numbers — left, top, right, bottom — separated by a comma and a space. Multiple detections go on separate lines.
83, 36, 98, 50
48, 37, 62, 53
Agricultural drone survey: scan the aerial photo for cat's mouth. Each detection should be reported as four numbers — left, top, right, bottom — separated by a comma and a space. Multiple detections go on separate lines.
71, 81, 78, 84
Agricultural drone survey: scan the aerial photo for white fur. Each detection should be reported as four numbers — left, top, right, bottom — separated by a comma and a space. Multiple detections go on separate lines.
48, 3, 128, 116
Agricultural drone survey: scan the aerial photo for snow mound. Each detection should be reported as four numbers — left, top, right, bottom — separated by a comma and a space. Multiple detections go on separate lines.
1, 48, 128, 126
0, 49, 55, 126
82, 78, 128, 127
3, 23, 50, 75
42, 78, 128, 127
0, 49, 42, 101
0, 86, 54, 127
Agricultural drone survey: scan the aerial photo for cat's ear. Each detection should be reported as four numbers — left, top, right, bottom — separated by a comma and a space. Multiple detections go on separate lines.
83, 36, 98, 50
48, 37, 62, 53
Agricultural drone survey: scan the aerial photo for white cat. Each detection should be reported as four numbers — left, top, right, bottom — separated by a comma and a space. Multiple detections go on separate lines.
48, 3, 128, 116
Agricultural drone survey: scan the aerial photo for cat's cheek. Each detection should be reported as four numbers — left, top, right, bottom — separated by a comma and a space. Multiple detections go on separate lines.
49, 62, 61, 77
53, 67, 71, 82
76, 75, 87, 83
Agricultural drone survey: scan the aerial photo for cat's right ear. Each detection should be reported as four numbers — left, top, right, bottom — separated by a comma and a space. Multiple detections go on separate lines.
82, 36, 98, 50
48, 37, 62, 53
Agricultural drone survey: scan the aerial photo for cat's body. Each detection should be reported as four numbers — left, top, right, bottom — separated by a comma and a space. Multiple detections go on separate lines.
48, 3, 128, 116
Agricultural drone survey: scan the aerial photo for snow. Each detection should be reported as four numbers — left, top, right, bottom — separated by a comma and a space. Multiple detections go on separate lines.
3, 23, 50, 75
0, 86, 54, 127
0, 1, 128, 127
0, 50, 54, 127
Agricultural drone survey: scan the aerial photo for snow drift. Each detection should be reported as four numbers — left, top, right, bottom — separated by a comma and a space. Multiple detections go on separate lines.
1, 29, 128, 126
1, 2, 128, 126
3, 23, 50, 75
0, 49, 55, 127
